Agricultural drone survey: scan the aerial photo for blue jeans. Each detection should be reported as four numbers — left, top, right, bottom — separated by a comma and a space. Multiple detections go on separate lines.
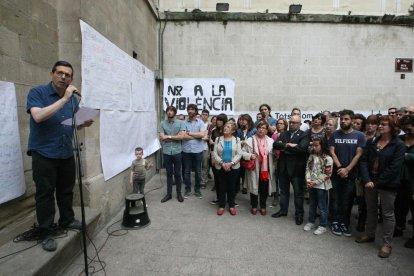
279, 172, 304, 218
308, 188, 328, 227
331, 174, 355, 226
163, 153, 182, 194
182, 151, 203, 193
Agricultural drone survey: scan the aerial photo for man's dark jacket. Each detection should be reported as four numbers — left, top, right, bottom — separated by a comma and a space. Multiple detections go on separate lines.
273, 130, 310, 178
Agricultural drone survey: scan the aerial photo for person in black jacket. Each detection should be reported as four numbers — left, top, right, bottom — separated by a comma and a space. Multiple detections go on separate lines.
356, 115, 405, 258
398, 115, 414, 248
272, 115, 310, 225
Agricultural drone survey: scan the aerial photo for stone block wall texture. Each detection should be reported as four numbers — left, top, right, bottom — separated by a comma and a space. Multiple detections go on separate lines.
0, 0, 158, 245
162, 21, 414, 113
160, 0, 413, 15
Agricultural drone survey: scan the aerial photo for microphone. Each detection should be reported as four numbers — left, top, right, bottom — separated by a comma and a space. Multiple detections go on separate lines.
73, 90, 82, 97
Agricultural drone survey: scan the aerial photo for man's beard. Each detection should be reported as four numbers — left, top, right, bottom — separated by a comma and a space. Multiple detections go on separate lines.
341, 123, 351, 131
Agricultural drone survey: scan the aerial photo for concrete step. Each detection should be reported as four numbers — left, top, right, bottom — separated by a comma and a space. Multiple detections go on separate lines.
0, 207, 100, 276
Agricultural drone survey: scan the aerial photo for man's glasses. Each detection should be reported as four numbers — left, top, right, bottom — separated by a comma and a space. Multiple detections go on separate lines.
55, 71, 72, 78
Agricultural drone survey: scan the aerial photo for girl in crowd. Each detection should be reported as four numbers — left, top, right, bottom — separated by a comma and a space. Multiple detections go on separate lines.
357, 115, 405, 258
212, 121, 242, 216
235, 114, 257, 194
209, 114, 227, 204
242, 121, 275, 216
303, 138, 333, 235
271, 118, 288, 205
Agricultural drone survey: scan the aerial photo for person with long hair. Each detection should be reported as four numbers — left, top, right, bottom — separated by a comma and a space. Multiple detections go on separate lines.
209, 113, 228, 204
352, 113, 366, 132
356, 115, 405, 258
242, 121, 275, 216
235, 114, 257, 194
212, 121, 242, 215
303, 138, 333, 235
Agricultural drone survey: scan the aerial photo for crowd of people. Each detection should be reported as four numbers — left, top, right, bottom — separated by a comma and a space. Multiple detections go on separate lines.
158, 103, 414, 258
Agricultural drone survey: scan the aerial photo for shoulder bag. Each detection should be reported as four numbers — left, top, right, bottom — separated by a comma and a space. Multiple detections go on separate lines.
241, 137, 256, 171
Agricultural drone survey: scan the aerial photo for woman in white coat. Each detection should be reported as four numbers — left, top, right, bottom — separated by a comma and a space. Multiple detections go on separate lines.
242, 121, 275, 216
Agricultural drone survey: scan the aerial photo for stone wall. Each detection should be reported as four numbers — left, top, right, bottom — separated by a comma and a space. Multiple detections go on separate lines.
0, 0, 158, 245
160, 0, 414, 15
162, 19, 414, 113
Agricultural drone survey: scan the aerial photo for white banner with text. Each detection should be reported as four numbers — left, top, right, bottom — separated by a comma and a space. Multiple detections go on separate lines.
163, 78, 235, 115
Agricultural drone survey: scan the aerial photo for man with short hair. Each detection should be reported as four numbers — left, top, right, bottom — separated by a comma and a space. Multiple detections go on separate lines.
291, 107, 309, 132
255, 104, 277, 135
159, 106, 186, 203
323, 110, 331, 124
329, 109, 366, 237
388, 107, 397, 116
406, 104, 414, 115
182, 104, 206, 198
396, 107, 406, 120
200, 109, 210, 189
27, 61, 94, 251
272, 115, 310, 225
256, 113, 262, 122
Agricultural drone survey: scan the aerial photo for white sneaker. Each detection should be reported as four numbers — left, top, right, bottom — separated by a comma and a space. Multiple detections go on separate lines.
314, 226, 327, 235
303, 222, 315, 231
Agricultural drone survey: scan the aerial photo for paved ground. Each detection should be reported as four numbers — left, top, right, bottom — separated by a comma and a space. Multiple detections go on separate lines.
62, 172, 414, 275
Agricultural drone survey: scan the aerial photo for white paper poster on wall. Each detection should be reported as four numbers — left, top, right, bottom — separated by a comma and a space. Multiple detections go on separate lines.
80, 20, 160, 181
163, 78, 235, 115
100, 110, 160, 181
80, 20, 155, 112
0, 81, 25, 204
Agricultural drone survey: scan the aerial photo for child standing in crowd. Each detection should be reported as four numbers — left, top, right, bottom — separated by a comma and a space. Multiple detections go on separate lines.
303, 138, 333, 235
129, 147, 152, 194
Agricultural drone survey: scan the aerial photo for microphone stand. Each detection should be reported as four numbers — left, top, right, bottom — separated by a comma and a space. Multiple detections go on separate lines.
71, 96, 89, 276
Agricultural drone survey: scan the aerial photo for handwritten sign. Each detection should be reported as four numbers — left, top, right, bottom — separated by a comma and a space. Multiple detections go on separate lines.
80, 20, 155, 111
0, 81, 25, 204
163, 78, 235, 115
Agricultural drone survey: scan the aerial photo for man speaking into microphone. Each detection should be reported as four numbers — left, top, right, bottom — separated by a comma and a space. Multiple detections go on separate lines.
26, 60, 93, 251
